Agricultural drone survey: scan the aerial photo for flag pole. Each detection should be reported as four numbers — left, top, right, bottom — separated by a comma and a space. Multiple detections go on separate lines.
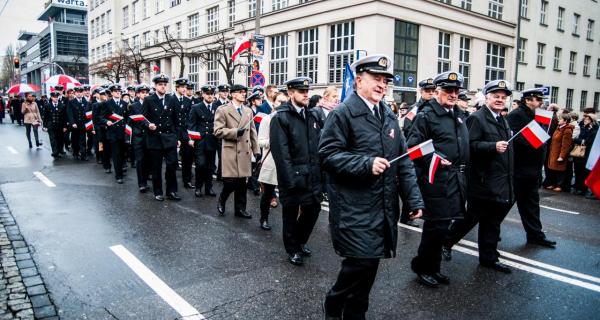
389, 152, 408, 165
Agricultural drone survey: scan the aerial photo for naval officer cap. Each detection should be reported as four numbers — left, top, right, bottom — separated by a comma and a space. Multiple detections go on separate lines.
284, 77, 312, 90
521, 87, 545, 99
186, 82, 195, 90
229, 84, 248, 93
350, 54, 394, 78
108, 83, 122, 92
174, 77, 189, 87
217, 84, 230, 92
73, 86, 84, 92
82, 85, 91, 91
458, 91, 471, 101
152, 74, 170, 84
252, 85, 265, 94
483, 80, 513, 96
126, 85, 135, 91
201, 85, 216, 94
135, 84, 151, 93
247, 91, 263, 102
433, 71, 464, 89
50, 91, 60, 97
418, 78, 436, 89
98, 89, 108, 95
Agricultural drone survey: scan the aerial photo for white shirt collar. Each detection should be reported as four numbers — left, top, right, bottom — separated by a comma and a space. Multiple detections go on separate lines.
486, 105, 500, 118
291, 101, 303, 114
357, 93, 376, 114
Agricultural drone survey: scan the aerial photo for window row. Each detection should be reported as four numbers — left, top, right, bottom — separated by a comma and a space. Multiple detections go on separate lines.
519, 39, 599, 77
90, 10, 111, 39
520, 1, 595, 40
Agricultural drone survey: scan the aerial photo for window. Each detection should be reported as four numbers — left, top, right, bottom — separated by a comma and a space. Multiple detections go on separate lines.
297, 28, 319, 82
122, 6, 129, 28
437, 32, 451, 73
143, 31, 150, 47
188, 14, 199, 38
460, 0, 471, 10
459, 36, 471, 89
520, 0, 528, 18
91, 48, 95, 63
573, 13, 580, 35
566, 89, 574, 109
593, 92, 599, 111
249, 0, 264, 18
517, 38, 526, 63
270, 34, 288, 85
329, 21, 355, 83
107, 42, 112, 56
170, 0, 181, 7
207, 6, 218, 33
436, 0, 451, 3
106, 10, 111, 32
122, 38, 128, 50
90, 20, 95, 38
580, 91, 588, 109
207, 52, 219, 86
551, 86, 559, 103
228, 0, 235, 28
133, 35, 140, 52
142, 0, 148, 19
540, 1, 547, 25
132, 1, 139, 24
156, 0, 164, 13
516, 82, 524, 92
485, 42, 506, 83
100, 14, 105, 35
597, 59, 600, 78
587, 20, 595, 40
394, 20, 419, 89
154, 29, 160, 44
188, 56, 199, 85
175, 22, 181, 39
553, 47, 561, 70
536, 43, 545, 67
569, 51, 577, 73
56, 31, 88, 57
272, 0, 288, 10
583, 55, 591, 76
488, 0, 503, 20
557, 7, 564, 31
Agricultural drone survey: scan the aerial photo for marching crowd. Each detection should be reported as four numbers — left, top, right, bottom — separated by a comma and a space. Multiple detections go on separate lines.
0, 53, 599, 319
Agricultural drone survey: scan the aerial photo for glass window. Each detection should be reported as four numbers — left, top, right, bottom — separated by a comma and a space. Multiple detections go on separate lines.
573, 14, 580, 35
228, 0, 235, 28
270, 34, 288, 85
459, 36, 471, 89
587, 20, 595, 40
520, 0, 528, 18
297, 28, 319, 82
132, 1, 138, 24
536, 43, 545, 67
566, 88, 574, 109
56, 31, 88, 57
329, 21, 355, 83
393, 20, 419, 88
170, 0, 181, 7
189, 56, 199, 85
488, 0, 503, 20
540, 1, 547, 25
485, 42, 506, 83
553, 47, 561, 70
569, 51, 577, 73
122, 6, 129, 28
518, 38, 526, 63
272, 0, 288, 10
551, 86, 559, 104
460, 0, 471, 10
557, 7, 564, 31
188, 14, 199, 38
207, 52, 219, 86
583, 55, 591, 76
437, 32, 451, 73
249, 0, 264, 18
207, 6, 219, 33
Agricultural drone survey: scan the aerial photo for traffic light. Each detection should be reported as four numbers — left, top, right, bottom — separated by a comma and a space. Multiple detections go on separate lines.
13, 57, 19, 69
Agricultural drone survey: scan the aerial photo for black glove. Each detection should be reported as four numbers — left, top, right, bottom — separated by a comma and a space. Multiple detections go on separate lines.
237, 128, 245, 137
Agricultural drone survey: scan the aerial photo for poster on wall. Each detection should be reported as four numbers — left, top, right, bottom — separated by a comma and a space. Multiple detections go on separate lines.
250, 34, 266, 87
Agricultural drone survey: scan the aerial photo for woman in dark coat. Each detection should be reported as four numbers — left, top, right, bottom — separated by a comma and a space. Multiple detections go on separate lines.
573, 113, 598, 194
545, 113, 574, 192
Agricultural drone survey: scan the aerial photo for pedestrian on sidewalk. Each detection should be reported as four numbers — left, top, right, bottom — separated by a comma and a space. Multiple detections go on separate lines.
21, 92, 43, 149
544, 112, 574, 192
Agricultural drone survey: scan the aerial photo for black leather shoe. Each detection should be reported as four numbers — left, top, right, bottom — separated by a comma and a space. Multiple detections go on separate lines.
154, 195, 165, 201
194, 189, 202, 197
481, 261, 512, 274
205, 188, 217, 197
442, 245, 452, 261
300, 244, 312, 256
116, 179, 123, 184
416, 274, 439, 288
235, 210, 252, 219
217, 197, 225, 216
167, 192, 181, 200
139, 186, 149, 193
105, 169, 111, 174
323, 300, 341, 320
432, 272, 450, 284
527, 237, 557, 248
184, 182, 195, 189
288, 253, 303, 266
260, 220, 272, 231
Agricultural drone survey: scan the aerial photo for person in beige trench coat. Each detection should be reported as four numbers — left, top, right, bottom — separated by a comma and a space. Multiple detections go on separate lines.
21, 92, 43, 148
214, 84, 259, 218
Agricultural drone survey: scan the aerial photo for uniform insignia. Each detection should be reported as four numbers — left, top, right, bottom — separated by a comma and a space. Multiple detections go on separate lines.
303, 80, 309, 86
449, 73, 457, 81
427, 79, 433, 84
389, 128, 395, 139
378, 57, 388, 67
313, 122, 317, 129
499, 81, 506, 88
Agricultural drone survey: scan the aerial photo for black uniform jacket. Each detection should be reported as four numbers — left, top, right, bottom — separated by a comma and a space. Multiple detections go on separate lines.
141, 93, 180, 150
187, 101, 218, 151
507, 104, 547, 179
100, 98, 128, 141
66, 98, 88, 129
43, 101, 66, 129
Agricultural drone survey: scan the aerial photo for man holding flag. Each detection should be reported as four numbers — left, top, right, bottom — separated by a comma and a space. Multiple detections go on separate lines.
507, 88, 557, 248
407, 71, 470, 288
129, 84, 152, 193
100, 84, 129, 184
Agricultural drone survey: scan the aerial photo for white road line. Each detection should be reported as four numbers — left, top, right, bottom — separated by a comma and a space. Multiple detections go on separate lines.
6, 146, 18, 154
540, 205, 580, 215
110, 245, 205, 320
33, 171, 56, 187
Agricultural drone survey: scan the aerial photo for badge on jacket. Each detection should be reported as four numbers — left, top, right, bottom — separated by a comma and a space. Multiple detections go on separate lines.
457, 118, 463, 124
313, 122, 317, 129
389, 128, 395, 139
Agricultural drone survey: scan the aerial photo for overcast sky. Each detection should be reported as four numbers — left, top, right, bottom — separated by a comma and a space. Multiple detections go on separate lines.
0, 0, 47, 54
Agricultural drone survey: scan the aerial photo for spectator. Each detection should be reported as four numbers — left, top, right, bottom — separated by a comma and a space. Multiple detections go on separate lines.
545, 113, 574, 192
562, 112, 581, 191
21, 92, 43, 148
573, 113, 598, 195
320, 86, 340, 118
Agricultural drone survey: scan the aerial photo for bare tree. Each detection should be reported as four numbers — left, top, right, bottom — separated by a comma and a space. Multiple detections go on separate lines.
151, 27, 187, 78
0, 44, 17, 89
190, 31, 248, 85
89, 48, 129, 83
123, 41, 148, 84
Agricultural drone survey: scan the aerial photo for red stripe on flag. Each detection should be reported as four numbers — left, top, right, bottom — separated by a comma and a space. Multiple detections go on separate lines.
428, 154, 442, 184
232, 41, 251, 61
534, 115, 551, 125
407, 145, 424, 160
521, 126, 544, 149
585, 160, 600, 199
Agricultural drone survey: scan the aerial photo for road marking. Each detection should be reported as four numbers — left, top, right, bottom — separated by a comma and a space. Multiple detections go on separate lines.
7, 146, 18, 154
33, 171, 56, 187
110, 245, 205, 320
540, 205, 580, 215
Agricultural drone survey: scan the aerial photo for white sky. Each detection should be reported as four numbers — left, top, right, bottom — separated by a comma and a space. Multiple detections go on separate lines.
0, 0, 48, 54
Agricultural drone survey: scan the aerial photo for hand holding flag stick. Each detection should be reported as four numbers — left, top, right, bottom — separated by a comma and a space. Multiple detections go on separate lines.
389, 139, 435, 164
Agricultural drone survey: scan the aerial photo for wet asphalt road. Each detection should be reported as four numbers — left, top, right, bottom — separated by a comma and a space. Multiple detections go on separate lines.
0, 123, 598, 320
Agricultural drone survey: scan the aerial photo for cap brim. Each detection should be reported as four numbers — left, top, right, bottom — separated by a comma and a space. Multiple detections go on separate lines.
487, 88, 512, 96
367, 70, 394, 78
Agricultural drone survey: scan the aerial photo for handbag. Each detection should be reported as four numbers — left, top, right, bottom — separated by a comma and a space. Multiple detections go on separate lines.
570, 143, 586, 158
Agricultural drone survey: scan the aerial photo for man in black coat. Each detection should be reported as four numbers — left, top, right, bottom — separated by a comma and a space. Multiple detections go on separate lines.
93, 89, 111, 169
173, 77, 195, 189
407, 71, 470, 288
142, 74, 182, 201
270, 77, 323, 266
188, 85, 218, 197
129, 84, 152, 192
443, 80, 515, 274
320, 55, 424, 319
66, 87, 89, 160
99, 84, 128, 184
507, 88, 557, 248
42, 92, 67, 158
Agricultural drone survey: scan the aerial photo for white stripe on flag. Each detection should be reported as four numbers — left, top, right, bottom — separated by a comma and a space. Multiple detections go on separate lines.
527, 120, 550, 142
420, 139, 435, 155
586, 127, 600, 170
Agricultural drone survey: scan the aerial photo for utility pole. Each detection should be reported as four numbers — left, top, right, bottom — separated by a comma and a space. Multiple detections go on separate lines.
248, 0, 262, 87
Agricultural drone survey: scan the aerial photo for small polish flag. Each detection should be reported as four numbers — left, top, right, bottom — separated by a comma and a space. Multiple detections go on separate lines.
254, 112, 268, 123
85, 110, 93, 119
405, 106, 418, 121
109, 113, 124, 121
428, 153, 442, 184
534, 108, 553, 126
85, 120, 94, 131
129, 114, 146, 122
124, 124, 132, 136
188, 130, 202, 140
521, 120, 551, 149
407, 139, 435, 160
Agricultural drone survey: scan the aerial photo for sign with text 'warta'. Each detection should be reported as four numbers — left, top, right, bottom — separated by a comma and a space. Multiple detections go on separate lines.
52, 0, 87, 8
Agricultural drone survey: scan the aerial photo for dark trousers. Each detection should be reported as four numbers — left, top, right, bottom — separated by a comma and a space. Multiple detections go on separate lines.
259, 183, 276, 222
399, 199, 411, 223
194, 146, 216, 192
110, 139, 125, 179
64, 131, 70, 148
71, 129, 86, 157
180, 143, 194, 185
150, 147, 179, 196
93, 133, 101, 162
247, 162, 260, 192
325, 258, 380, 319
514, 176, 545, 240
86, 132, 94, 154
133, 140, 151, 187
545, 169, 565, 188
101, 137, 112, 170
216, 143, 222, 179
445, 198, 512, 264
561, 160, 574, 190
411, 219, 452, 275
574, 159, 590, 192
220, 178, 247, 213
25, 124, 40, 146
47, 127, 64, 156
282, 203, 320, 255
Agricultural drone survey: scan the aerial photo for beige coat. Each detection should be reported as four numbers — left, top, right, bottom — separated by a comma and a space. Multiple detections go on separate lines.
257, 113, 278, 185
21, 101, 42, 125
214, 102, 259, 178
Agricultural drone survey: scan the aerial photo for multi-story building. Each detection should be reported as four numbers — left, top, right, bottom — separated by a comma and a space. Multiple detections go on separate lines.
517, 0, 600, 111
18, 0, 89, 92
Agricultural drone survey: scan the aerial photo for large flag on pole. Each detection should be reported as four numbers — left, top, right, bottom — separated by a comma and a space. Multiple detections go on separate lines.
534, 108, 553, 126
232, 34, 251, 62
584, 128, 600, 198
340, 63, 354, 102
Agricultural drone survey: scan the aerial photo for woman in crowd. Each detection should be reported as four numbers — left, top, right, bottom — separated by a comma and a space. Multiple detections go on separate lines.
573, 113, 598, 195
21, 92, 43, 148
545, 113, 574, 192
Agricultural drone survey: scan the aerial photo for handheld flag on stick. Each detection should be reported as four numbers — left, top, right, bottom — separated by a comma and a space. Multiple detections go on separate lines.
129, 114, 146, 122
405, 106, 418, 121
85, 110, 93, 120
85, 120, 94, 131
188, 130, 202, 140
124, 124, 132, 136
389, 139, 434, 164
507, 120, 550, 149
109, 113, 124, 122
584, 128, 600, 198
428, 153, 443, 184
534, 108, 553, 126
254, 112, 268, 124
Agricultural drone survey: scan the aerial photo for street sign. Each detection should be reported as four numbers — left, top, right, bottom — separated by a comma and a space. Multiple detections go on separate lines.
542, 86, 550, 96
407, 76, 414, 83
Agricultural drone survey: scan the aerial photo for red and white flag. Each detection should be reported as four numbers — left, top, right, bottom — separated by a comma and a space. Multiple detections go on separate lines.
124, 124, 132, 136
85, 120, 94, 131
85, 110, 93, 119
129, 114, 146, 122
254, 112, 268, 123
520, 120, 551, 149
109, 113, 124, 121
407, 139, 435, 160
428, 153, 442, 184
405, 106, 418, 121
232, 34, 251, 62
585, 128, 600, 198
188, 130, 202, 140
534, 108, 553, 126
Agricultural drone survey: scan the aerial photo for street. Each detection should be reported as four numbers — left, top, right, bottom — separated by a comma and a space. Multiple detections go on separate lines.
0, 123, 598, 320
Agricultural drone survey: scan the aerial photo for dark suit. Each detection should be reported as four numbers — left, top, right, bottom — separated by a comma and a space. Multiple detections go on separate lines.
93, 100, 110, 167
130, 100, 151, 187
174, 94, 194, 186
142, 93, 180, 196
66, 98, 88, 158
100, 98, 128, 179
42, 101, 66, 156
84, 97, 94, 155
188, 101, 218, 191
